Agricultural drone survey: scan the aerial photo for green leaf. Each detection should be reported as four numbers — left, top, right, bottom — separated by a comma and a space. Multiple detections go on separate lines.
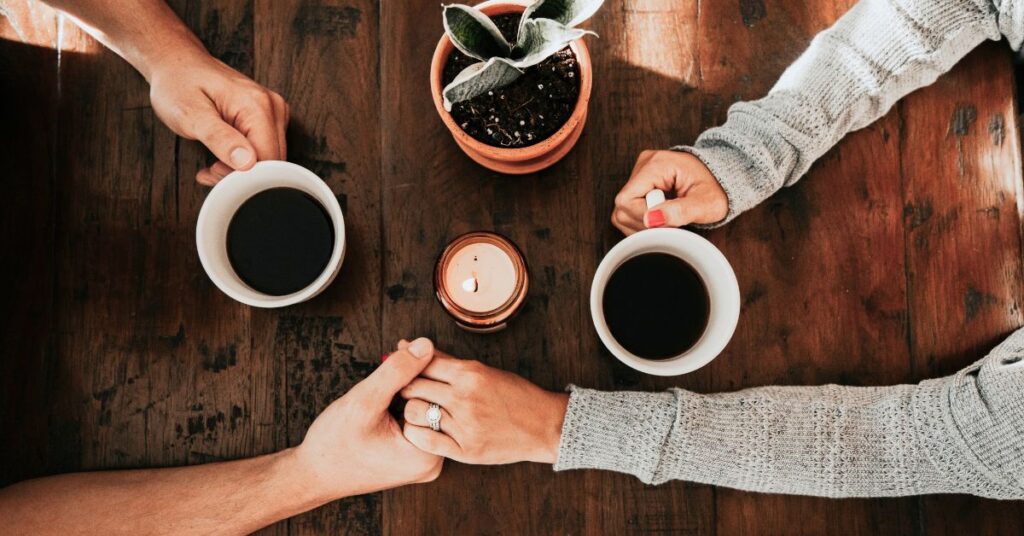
443, 4, 511, 61
442, 57, 524, 111
521, 0, 605, 28
512, 18, 593, 69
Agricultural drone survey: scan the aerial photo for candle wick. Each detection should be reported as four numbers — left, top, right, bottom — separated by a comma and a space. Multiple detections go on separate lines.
462, 274, 479, 293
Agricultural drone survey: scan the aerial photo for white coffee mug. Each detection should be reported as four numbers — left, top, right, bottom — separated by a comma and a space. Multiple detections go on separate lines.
196, 160, 346, 308
590, 191, 740, 376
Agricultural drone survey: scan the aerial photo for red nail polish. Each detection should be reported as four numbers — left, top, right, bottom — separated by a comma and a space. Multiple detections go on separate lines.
647, 209, 666, 228
381, 353, 390, 362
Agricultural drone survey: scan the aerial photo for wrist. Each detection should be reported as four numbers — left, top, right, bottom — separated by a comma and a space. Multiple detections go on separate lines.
134, 34, 209, 83
276, 447, 341, 506
529, 391, 569, 464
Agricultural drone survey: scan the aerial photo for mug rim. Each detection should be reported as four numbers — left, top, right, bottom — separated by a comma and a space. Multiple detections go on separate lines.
589, 228, 740, 376
196, 160, 347, 308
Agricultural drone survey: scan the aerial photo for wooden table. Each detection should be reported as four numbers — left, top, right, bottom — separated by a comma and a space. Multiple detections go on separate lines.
2, 0, 1023, 533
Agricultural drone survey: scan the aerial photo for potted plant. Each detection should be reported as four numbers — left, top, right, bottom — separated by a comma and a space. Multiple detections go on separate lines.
430, 0, 604, 174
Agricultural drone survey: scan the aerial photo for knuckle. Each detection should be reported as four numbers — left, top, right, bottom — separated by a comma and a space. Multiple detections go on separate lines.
461, 370, 486, 390
459, 359, 482, 374
258, 90, 275, 108
242, 90, 274, 114
456, 391, 476, 406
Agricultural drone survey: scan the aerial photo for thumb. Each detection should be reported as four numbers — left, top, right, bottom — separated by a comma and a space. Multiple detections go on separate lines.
190, 108, 257, 171
645, 198, 705, 229
355, 337, 434, 411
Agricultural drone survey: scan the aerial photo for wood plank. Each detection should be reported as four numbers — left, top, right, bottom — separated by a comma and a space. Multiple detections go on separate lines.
899, 41, 1024, 536
697, 0, 919, 533
0, 0, 59, 486
379, 0, 605, 532
252, 0, 385, 533
2, 0, 1023, 534
574, 0, 716, 534
46, 0, 276, 516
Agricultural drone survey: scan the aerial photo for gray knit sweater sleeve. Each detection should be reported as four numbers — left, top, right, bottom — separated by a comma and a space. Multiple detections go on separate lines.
555, 329, 1024, 498
681, 0, 1024, 225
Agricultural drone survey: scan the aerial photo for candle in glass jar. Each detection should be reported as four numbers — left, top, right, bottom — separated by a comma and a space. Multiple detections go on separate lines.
434, 232, 528, 332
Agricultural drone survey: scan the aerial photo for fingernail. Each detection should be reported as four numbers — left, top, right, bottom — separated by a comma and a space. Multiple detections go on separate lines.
647, 209, 665, 228
381, 353, 390, 362
230, 147, 252, 167
408, 338, 431, 358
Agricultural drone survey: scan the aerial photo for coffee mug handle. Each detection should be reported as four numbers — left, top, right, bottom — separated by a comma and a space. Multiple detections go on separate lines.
645, 189, 666, 210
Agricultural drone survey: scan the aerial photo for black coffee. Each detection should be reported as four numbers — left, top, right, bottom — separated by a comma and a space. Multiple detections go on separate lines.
226, 187, 334, 296
601, 253, 710, 359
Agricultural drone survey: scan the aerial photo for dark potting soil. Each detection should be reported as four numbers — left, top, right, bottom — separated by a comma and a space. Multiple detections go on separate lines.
441, 13, 581, 149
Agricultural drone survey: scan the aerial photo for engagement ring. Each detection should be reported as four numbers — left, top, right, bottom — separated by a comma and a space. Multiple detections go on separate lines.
426, 403, 442, 432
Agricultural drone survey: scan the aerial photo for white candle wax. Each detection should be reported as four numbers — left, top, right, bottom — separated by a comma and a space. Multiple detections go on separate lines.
443, 242, 518, 313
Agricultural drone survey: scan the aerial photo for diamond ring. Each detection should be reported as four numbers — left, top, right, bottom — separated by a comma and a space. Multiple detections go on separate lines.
426, 403, 442, 432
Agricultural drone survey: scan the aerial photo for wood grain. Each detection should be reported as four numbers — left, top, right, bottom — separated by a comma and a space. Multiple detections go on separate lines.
380, 0, 596, 531
253, 0, 384, 533
697, 1, 919, 533
0, 0, 59, 486
900, 41, 1024, 536
1, 0, 1023, 534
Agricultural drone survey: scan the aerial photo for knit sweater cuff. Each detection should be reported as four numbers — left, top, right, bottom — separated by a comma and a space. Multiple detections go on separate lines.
672, 144, 766, 229
553, 386, 678, 483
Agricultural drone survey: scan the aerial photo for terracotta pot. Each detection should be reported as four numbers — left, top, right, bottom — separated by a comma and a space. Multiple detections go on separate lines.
429, 0, 593, 175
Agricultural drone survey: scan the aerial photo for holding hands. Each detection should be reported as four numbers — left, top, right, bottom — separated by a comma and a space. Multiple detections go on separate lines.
395, 340, 569, 465
612, 150, 728, 234
292, 338, 443, 499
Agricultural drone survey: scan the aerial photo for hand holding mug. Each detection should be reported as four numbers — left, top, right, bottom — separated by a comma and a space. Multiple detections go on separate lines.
397, 341, 569, 465
612, 150, 728, 235
147, 47, 289, 186
290, 338, 444, 500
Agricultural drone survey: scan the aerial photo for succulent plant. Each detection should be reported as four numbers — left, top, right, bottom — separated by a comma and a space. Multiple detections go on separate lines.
441, 0, 604, 111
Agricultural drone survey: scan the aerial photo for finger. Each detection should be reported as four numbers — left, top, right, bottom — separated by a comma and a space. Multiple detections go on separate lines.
418, 352, 468, 384
211, 160, 234, 178
190, 108, 257, 171
195, 168, 219, 187
400, 378, 457, 408
350, 337, 434, 411
611, 208, 644, 235
404, 399, 456, 433
645, 197, 705, 228
403, 423, 461, 459
235, 96, 282, 162
618, 153, 674, 201
393, 340, 462, 383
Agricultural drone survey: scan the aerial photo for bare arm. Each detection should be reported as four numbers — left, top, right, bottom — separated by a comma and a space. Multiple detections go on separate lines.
39, 0, 289, 185
0, 451, 324, 535
0, 340, 443, 535
38, 0, 202, 80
